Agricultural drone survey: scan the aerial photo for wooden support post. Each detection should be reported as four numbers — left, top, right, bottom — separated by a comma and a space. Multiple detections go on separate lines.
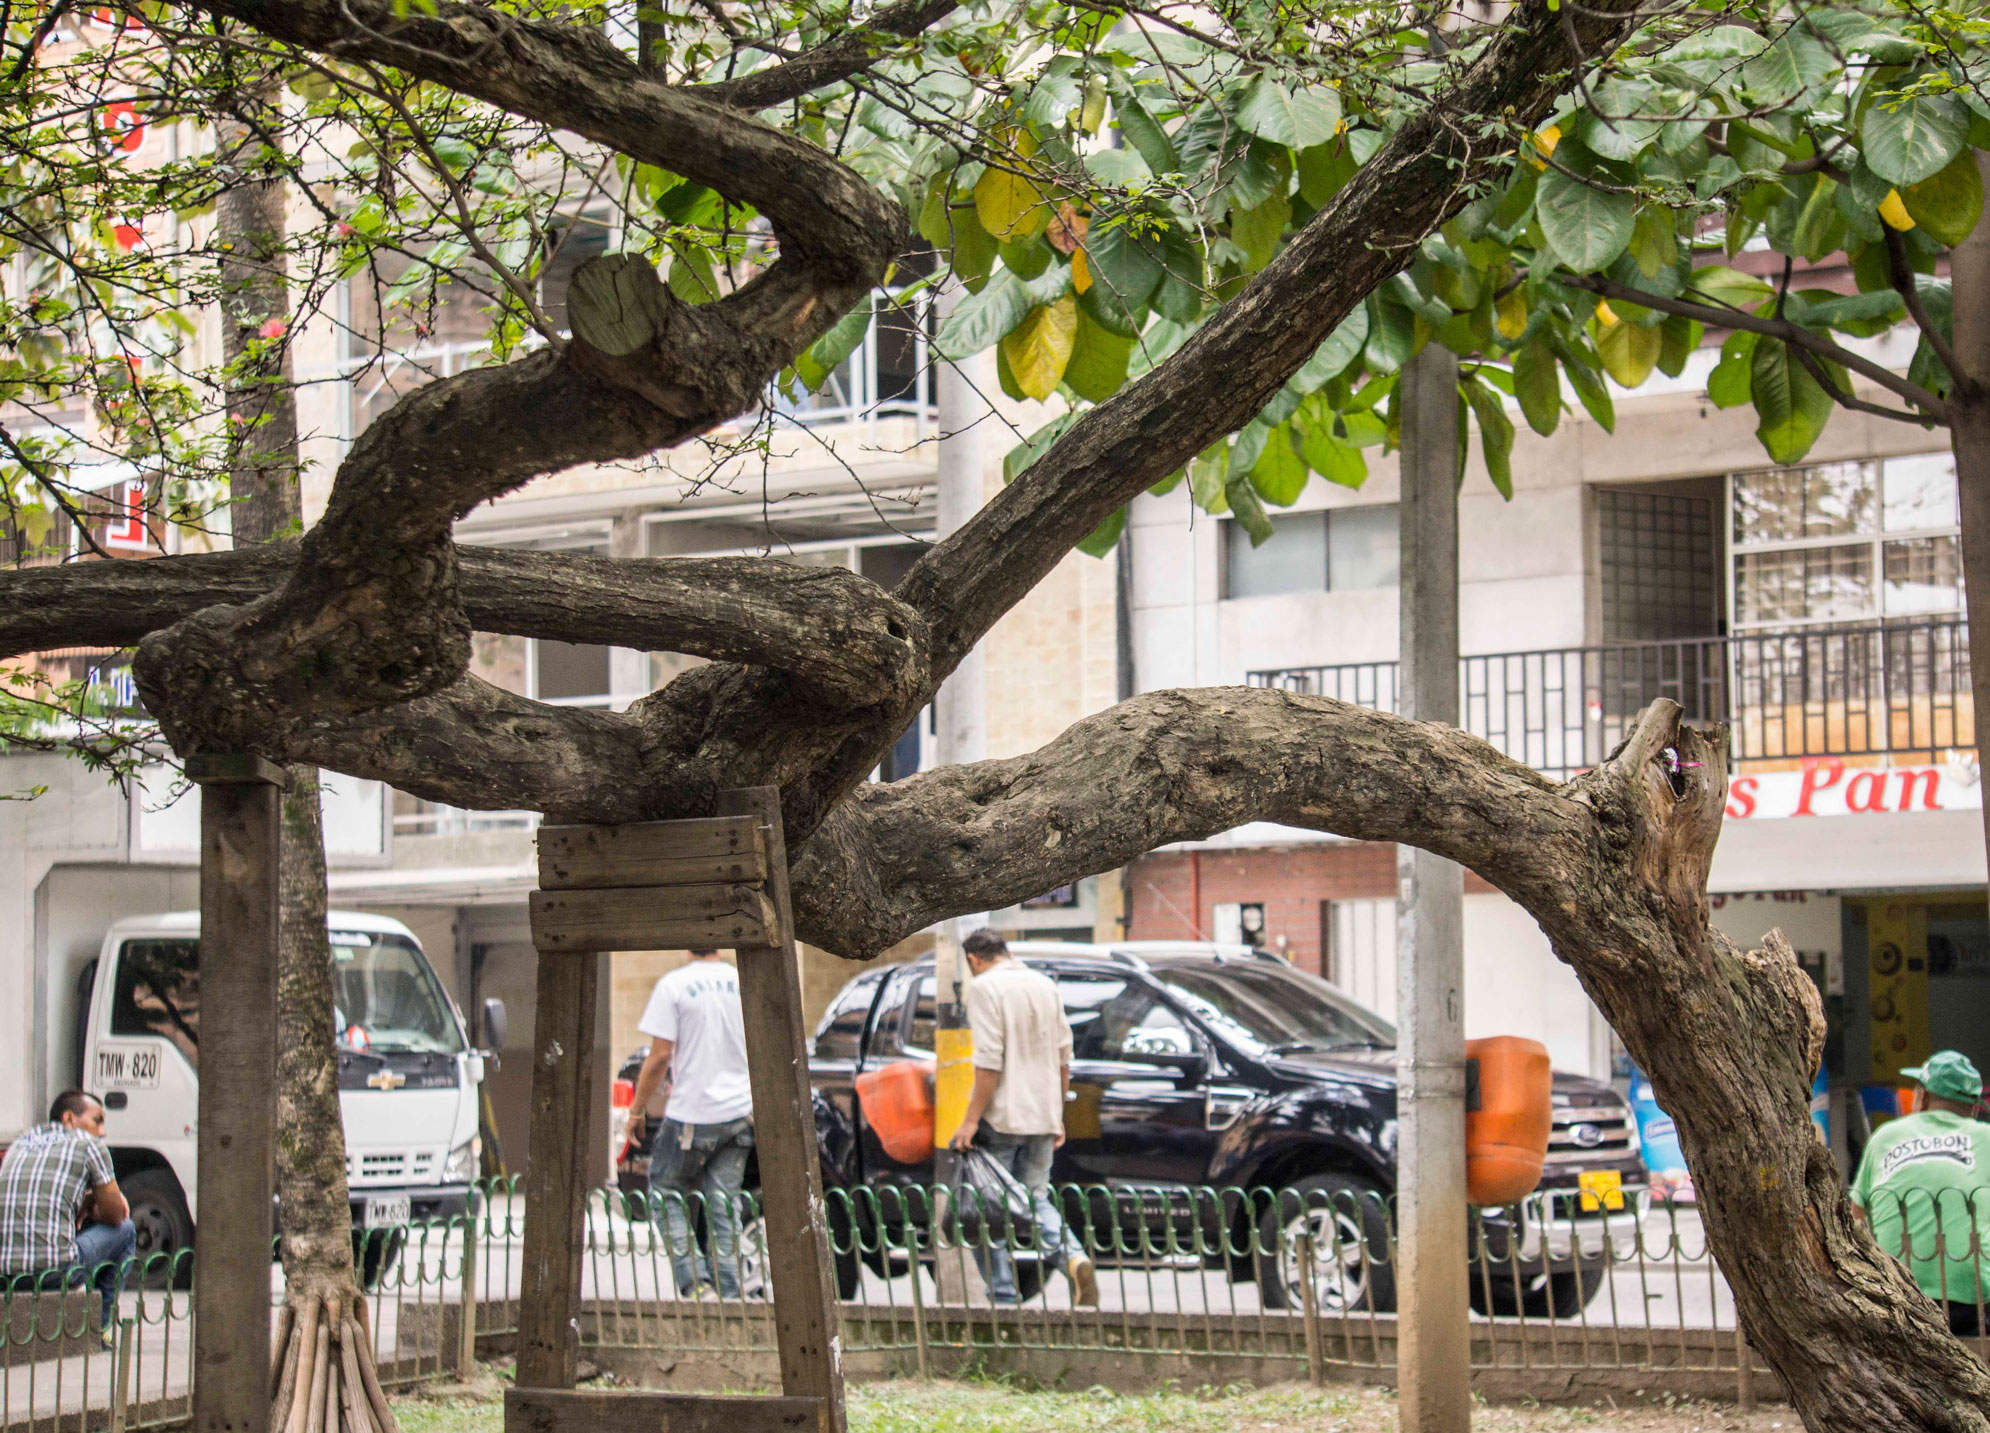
188, 753, 288, 1433
514, 947, 601, 1389
717, 787, 847, 1433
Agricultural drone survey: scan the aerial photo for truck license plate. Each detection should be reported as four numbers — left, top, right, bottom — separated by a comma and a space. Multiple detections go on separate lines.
1578, 1169, 1625, 1213
363, 1195, 410, 1228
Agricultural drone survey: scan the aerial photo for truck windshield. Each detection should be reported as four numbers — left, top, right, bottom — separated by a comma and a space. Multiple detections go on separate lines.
331, 932, 463, 1055
1157, 962, 1395, 1058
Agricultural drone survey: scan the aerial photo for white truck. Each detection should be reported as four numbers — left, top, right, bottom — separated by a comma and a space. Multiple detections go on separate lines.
56, 908, 499, 1281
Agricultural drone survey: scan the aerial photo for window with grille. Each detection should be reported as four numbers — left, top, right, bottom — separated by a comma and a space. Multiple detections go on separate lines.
1596, 490, 1719, 641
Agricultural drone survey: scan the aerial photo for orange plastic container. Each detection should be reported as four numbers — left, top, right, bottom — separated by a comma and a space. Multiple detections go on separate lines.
854, 1058, 937, 1164
1465, 1036, 1552, 1205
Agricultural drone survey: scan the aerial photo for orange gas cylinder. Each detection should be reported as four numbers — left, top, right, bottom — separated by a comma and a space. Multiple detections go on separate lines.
1464, 1036, 1552, 1205
854, 1058, 937, 1165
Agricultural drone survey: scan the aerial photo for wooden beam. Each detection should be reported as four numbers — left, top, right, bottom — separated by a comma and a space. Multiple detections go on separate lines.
718, 787, 846, 1433
506, 1388, 825, 1433
191, 762, 284, 1433
538, 817, 767, 890
514, 949, 600, 1389
528, 883, 776, 952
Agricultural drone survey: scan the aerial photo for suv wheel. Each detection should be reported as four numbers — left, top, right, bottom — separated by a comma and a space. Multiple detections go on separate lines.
1469, 1261, 1607, 1318
124, 1169, 194, 1290
1256, 1173, 1395, 1314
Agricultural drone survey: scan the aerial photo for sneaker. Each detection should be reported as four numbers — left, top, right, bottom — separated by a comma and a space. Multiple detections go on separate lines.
97, 1327, 116, 1353
1067, 1253, 1099, 1308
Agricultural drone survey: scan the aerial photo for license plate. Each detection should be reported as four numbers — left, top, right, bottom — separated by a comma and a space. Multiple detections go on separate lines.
363, 1195, 410, 1228
1578, 1169, 1625, 1213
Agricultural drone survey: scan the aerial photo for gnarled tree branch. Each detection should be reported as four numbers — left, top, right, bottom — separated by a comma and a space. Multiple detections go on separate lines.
698, 0, 962, 111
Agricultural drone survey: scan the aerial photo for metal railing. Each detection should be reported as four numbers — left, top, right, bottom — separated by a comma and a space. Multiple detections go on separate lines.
30, 1176, 1990, 1423
1250, 618, 1974, 779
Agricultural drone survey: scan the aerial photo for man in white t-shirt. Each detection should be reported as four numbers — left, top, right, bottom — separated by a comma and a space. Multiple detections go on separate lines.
629, 948, 755, 1299
948, 930, 1097, 1306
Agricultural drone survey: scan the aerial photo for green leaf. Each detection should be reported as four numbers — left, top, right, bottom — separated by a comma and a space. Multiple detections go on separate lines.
1106, 76, 1181, 175
1707, 348, 1753, 408
1688, 265, 1774, 310
1750, 336, 1835, 463
1596, 314, 1663, 387
936, 269, 1029, 358
1862, 92, 1970, 187
1249, 426, 1308, 506
999, 294, 1080, 399
1536, 168, 1635, 273
952, 208, 999, 293
794, 299, 871, 392
1188, 443, 1230, 513
1658, 316, 1702, 378
1065, 308, 1135, 401
1627, 205, 1678, 279
1364, 293, 1416, 374
1739, 28, 1835, 105
1512, 340, 1561, 437
1578, 80, 1664, 162
1464, 376, 1515, 498
1232, 190, 1290, 272
1004, 412, 1079, 483
1152, 233, 1205, 324
1298, 416, 1368, 488
1076, 506, 1126, 558
1233, 77, 1342, 150
1552, 338, 1615, 432
1902, 150, 1985, 247
1292, 306, 1370, 392
1001, 235, 1052, 280
1225, 472, 1275, 545
1297, 141, 1357, 207
1085, 222, 1167, 309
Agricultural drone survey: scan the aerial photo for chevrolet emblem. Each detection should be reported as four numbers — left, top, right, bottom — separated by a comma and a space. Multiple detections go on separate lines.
366, 1070, 407, 1092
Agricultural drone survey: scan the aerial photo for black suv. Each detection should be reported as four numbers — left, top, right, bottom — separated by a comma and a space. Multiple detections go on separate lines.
619, 942, 1646, 1313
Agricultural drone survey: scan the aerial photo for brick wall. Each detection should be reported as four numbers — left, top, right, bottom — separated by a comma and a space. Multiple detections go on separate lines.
1128, 843, 1494, 975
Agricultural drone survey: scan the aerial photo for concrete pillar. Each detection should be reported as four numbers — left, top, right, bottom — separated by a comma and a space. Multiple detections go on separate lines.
607, 509, 650, 710
1394, 344, 1471, 1432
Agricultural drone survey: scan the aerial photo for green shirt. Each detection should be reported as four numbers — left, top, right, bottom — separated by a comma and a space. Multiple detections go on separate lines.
1851, 1109, 1990, 1306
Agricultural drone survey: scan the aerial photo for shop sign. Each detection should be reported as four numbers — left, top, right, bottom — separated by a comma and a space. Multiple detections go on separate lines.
1725, 757, 1981, 821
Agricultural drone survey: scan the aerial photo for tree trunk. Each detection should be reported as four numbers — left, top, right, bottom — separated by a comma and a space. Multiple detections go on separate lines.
214, 80, 402, 1432
1948, 153, 1990, 872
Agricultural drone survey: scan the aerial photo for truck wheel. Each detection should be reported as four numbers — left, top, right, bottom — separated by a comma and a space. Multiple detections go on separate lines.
1471, 1261, 1607, 1317
1256, 1174, 1395, 1314
124, 1169, 194, 1290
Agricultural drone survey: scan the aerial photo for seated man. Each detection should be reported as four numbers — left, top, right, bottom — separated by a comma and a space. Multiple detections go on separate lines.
0, 1091, 135, 1346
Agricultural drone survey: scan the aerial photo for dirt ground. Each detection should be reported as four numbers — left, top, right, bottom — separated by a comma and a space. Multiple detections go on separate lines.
390, 1375, 1800, 1433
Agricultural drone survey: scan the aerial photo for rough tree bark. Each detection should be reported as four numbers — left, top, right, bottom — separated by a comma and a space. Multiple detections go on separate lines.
1948, 154, 1990, 871
11, 0, 1988, 1427
212, 81, 398, 1433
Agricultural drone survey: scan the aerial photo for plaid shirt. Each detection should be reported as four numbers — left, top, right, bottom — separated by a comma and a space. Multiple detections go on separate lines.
0, 1124, 116, 1274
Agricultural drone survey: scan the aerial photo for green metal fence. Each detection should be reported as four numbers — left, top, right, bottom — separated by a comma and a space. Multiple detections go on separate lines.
9, 1179, 1983, 1426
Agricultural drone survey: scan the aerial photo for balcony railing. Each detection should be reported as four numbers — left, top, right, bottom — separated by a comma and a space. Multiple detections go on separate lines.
1248, 618, 1974, 780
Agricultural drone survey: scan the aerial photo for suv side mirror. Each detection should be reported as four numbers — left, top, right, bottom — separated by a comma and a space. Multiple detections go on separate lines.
482, 997, 509, 1052
1136, 1050, 1209, 1085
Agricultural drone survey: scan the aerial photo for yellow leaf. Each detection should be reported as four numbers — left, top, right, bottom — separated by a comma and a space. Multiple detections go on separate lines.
1495, 288, 1528, 339
998, 294, 1079, 399
974, 132, 1048, 241
1528, 123, 1561, 170
1879, 188, 1917, 232
1596, 315, 1661, 387
1595, 299, 1619, 327
1072, 247, 1092, 294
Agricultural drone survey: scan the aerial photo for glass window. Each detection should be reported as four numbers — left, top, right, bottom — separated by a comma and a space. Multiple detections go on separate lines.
1052, 973, 1131, 1055
1328, 505, 1400, 590
1884, 454, 1960, 532
1225, 511, 1325, 598
330, 932, 463, 1054
110, 939, 200, 1067
813, 971, 883, 1060
1064, 979, 1200, 1062
901, 974, 936, 1053
1732, 462, 1876, 543
1884, 536, 1964, 615
1152, 962, 1393, 1058
1224, 506, 1399, 599
1736, 545, 1873, 626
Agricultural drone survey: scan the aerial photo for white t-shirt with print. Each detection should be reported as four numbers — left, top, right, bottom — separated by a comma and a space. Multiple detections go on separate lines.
638, 959, 754, 1125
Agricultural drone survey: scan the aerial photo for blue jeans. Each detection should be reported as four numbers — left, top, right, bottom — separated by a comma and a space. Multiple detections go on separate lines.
972, 1132, 1081, 1304
33, 1220, 136, 1330
648, 1117, 754, 1299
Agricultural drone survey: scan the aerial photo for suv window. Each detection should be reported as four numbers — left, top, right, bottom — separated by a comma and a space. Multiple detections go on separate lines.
814, 970, 884, 1060
901, 973, 935, 1054
1058, 973, 1199, 1061
110, 939, 200, 1067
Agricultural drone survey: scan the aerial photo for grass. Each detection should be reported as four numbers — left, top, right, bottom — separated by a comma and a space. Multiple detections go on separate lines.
390, 1374, 1796, 1433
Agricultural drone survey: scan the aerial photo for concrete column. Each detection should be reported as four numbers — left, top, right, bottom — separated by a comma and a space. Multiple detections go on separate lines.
1394, 344, 1471, 1433
607, 509, 650, 710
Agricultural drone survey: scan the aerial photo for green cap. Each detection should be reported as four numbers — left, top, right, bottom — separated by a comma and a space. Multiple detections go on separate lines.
1901, 1051, 1984, 1102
